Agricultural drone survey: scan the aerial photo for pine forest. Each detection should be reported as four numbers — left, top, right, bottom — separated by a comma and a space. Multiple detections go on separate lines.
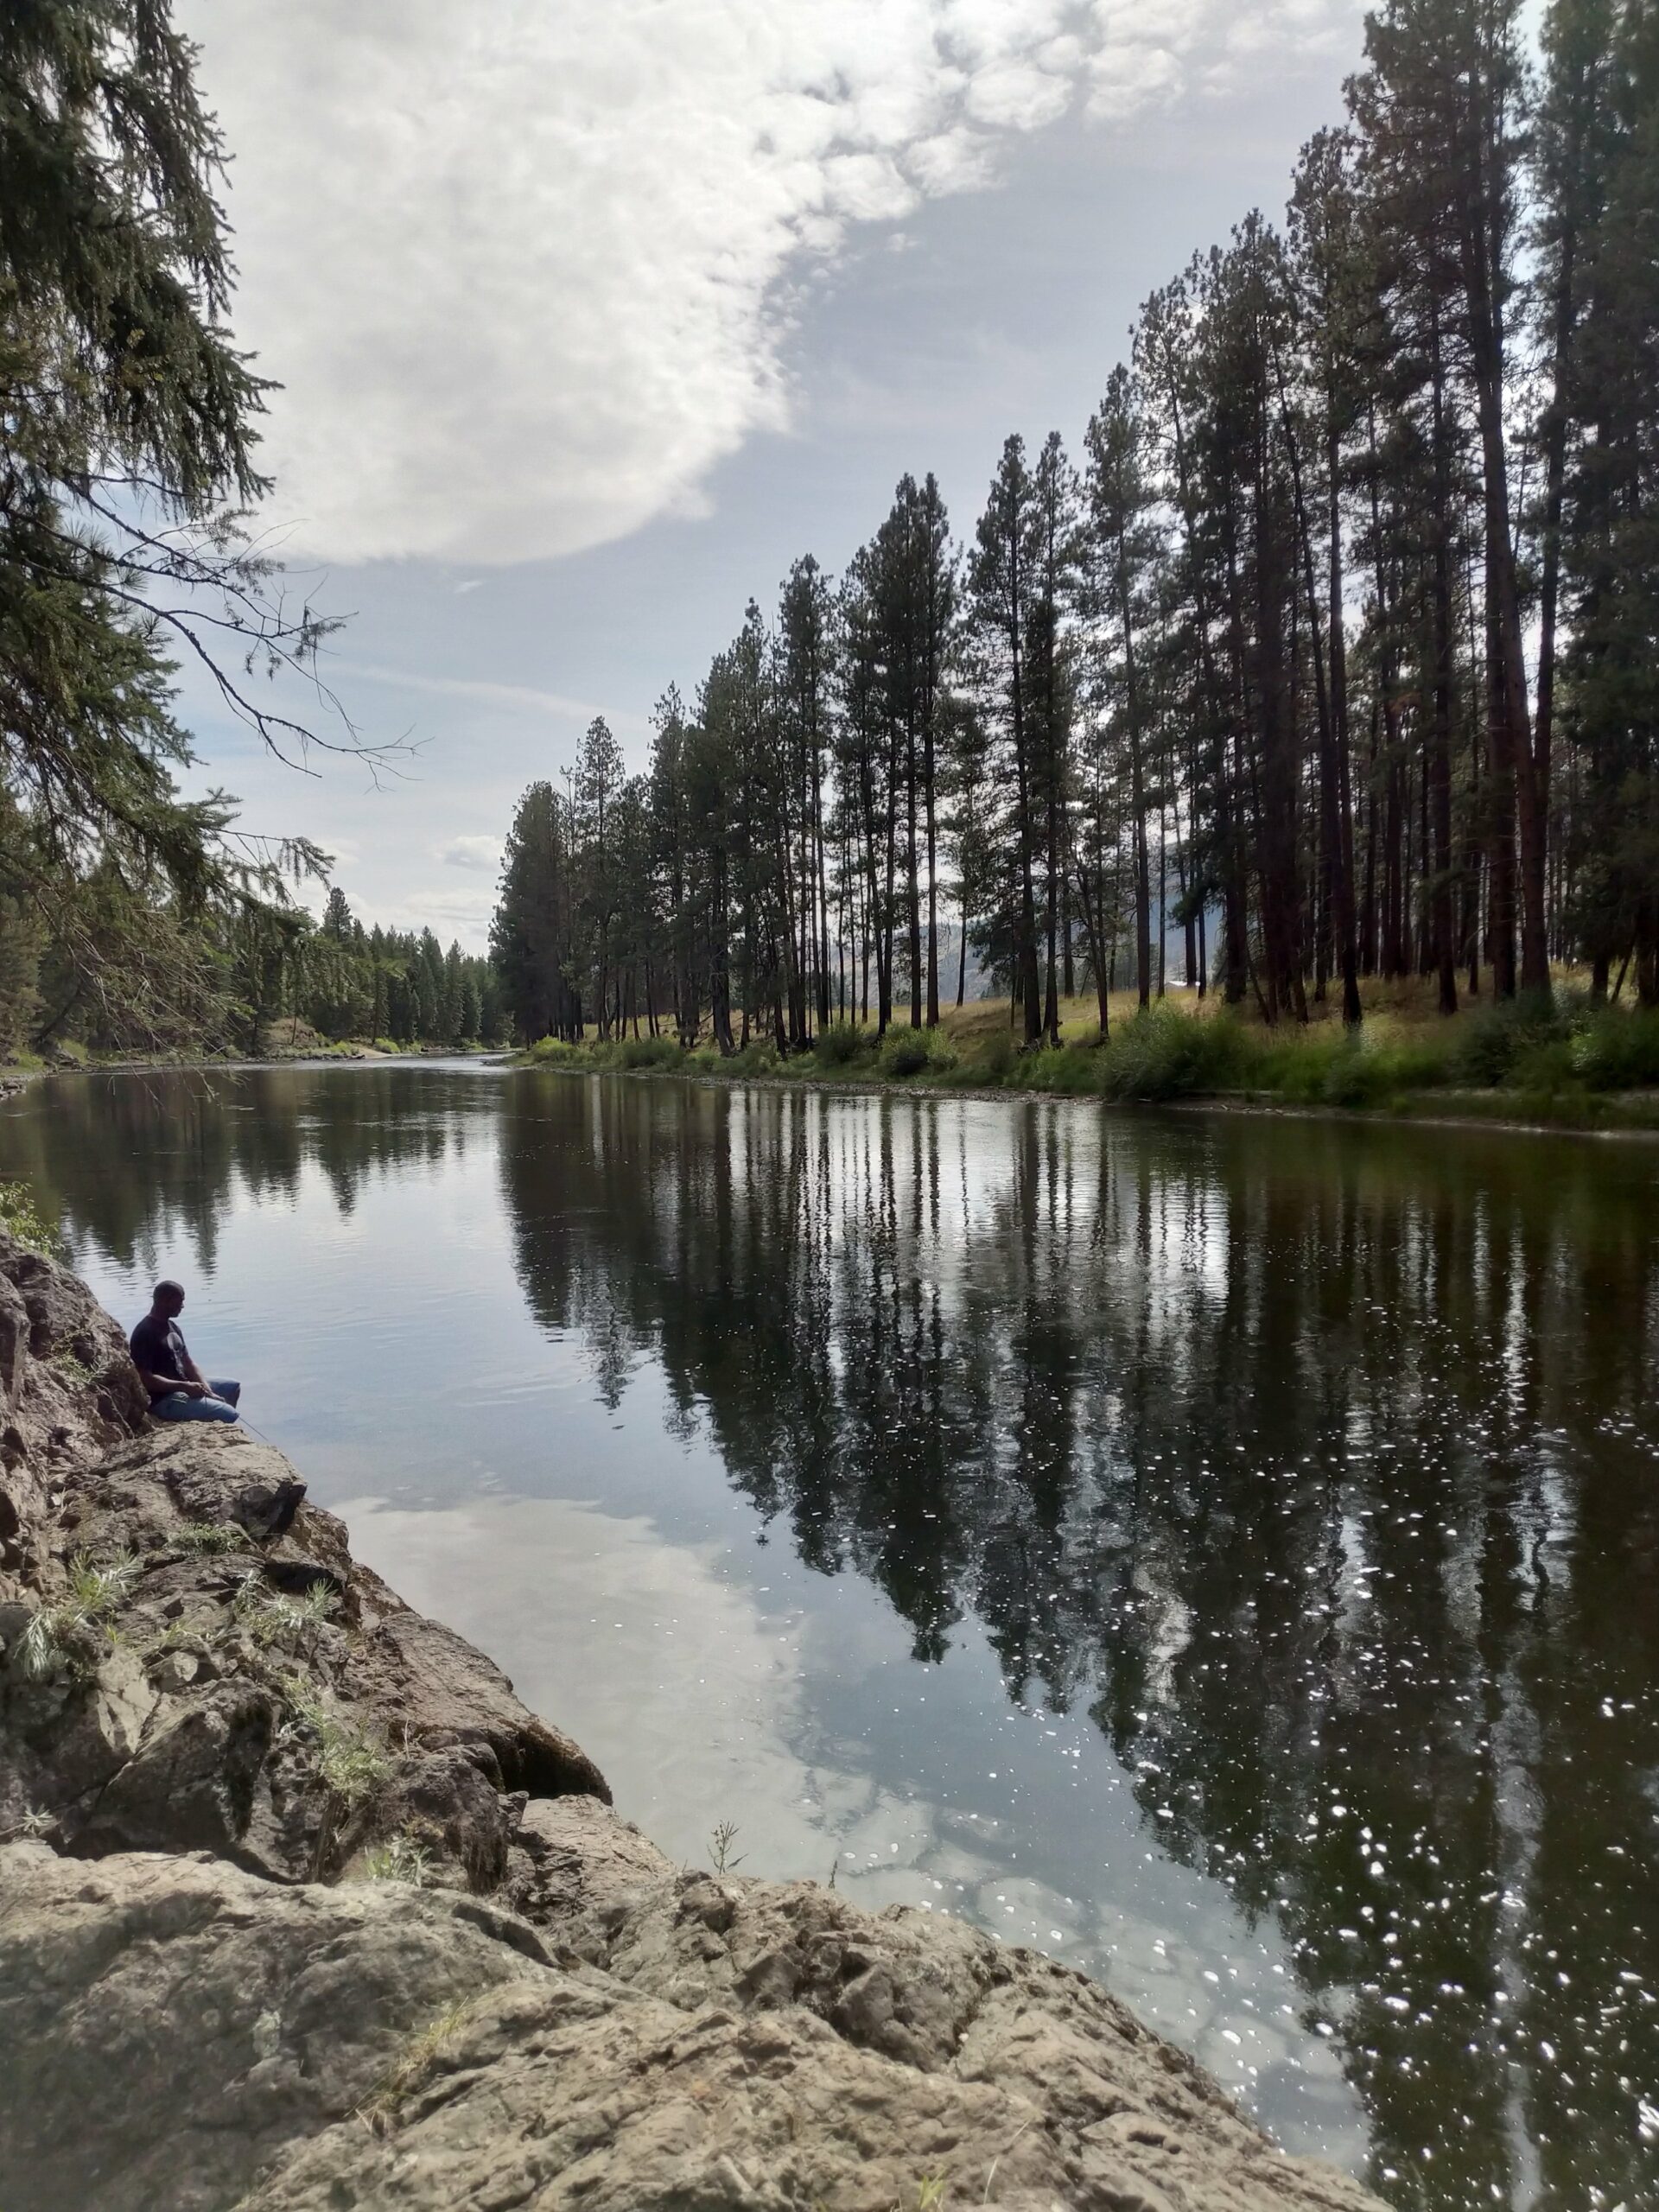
493, 0, 1659, 1066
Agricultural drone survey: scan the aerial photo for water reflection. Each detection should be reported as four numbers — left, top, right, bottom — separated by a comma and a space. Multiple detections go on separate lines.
0, 1065, 492, 1271
4, 1066, 1656, 2212
497, 1077, 1659, 2212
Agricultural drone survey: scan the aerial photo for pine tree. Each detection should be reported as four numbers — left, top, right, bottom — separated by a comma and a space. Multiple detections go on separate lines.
492, 784, 580, 1041
1084, 369, 1160, 1011
968, 437, 1044, 1043
1, 1, 338, 1040
1560, 0, 1659, 999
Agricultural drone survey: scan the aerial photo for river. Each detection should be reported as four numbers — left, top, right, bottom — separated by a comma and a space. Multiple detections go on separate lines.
3, 1063, 1655, 2212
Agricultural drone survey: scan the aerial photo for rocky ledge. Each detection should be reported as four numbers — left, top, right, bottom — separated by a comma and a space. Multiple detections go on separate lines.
0, 1224, 1384, 2212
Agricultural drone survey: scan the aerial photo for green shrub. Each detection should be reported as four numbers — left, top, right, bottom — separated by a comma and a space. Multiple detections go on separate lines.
1022, 1043, 1103, 1096
1315, 1039, 1386, 1109
973, 1028, 1018, 1083
877, 1025, 957, 1078
0, 1181, 62, 1257
1247, 1026, 1384, 1103
725, 1039, 782, 1077
878, 1029, 931, 1077
1450, 997, 1569, 1089
1571, 1009, 1659, 1091
812, 1022, 869, 1068
1099, 1007, 1247, 1100
529, 1035, 582, 1066
616, 1033, 684, 1071
1510, 1037, 1582, 1097
1302, 1032, 1443, 1108
1449, 1002, 1527, 1087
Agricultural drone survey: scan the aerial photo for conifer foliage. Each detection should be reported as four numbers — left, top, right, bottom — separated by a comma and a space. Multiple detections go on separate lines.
493, 0, 1659, 1048
0, 1, 358, 1054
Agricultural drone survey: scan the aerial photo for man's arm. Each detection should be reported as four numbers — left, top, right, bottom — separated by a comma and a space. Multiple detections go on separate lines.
133, 1363, 204, 1398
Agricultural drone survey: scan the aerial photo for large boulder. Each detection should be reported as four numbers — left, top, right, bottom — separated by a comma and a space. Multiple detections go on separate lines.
0, 1225, 147, 1592
0, 1843, 553, 2212
0, 1840, 1388, 2212
1, 1425, 607, 1878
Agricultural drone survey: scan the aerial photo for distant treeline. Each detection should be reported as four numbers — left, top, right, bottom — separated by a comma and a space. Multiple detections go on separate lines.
493, 0, 1659, 1052
0, 881, 501, 1061
240, 888, 505, 1053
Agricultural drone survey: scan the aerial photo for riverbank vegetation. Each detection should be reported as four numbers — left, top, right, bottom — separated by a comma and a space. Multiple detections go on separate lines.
495, 0, 1659, 1068
520, 982, 1659, 1127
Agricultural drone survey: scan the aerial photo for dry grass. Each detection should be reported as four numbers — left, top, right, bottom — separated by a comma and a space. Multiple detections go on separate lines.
359, 1998, 481, 2132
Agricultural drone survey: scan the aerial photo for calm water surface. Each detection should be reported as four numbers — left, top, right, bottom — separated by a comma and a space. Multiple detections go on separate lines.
3, 1065, 1656, 2212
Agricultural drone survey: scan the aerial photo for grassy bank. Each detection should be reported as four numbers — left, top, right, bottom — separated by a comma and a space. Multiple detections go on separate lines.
518, 981, 1659, 1133
0, 1032, 495, 1077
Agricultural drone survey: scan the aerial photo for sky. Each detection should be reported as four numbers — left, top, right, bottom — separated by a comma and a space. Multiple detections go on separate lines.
175, 0, 1374, 952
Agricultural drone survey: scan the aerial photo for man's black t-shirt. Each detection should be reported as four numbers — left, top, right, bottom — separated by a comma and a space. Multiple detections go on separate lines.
130, 1313, 190, 1399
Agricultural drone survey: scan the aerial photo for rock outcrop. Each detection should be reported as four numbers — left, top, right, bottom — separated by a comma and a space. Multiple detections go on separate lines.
0, 1224, 1387, 2212
0, 1222, 149, 1579
0, 1417, 605, 1880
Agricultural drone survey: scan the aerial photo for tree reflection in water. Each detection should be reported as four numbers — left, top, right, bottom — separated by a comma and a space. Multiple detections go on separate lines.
497, 1078, 1658, 2212
6, 1066, 1655, 2212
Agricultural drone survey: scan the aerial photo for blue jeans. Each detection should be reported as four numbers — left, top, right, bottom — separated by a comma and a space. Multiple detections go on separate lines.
149, 1379, 242, 1424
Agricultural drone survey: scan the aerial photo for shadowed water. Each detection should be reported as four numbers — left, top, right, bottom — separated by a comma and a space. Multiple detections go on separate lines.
3, 1064, 1656, 2212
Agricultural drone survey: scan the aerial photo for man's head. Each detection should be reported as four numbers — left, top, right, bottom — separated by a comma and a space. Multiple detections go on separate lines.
151, 1280, 185, 1319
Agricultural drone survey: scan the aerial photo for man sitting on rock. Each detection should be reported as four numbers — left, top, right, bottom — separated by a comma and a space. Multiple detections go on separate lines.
130, 1281, 242, 1424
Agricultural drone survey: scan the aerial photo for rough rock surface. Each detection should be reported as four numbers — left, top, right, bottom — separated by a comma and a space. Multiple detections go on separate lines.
0, 1224, 148, 1581
0, 1224, 1389, 2212
1, 1832, 1382, 2212
0, 1418, 606, 1876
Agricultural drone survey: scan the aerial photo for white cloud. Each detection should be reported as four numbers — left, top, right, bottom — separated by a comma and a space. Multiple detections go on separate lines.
187, 0, 1357, 569
334, 661, 644, 734
363, 887, 498, 940
1086, 0, 1360, 118
435, 836, 503, 874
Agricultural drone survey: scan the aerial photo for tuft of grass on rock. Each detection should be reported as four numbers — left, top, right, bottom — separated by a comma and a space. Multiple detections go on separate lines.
11, 1550, 137, 1682
709, 1818, 746, 1876
65, 1549, 137, 1617
172, 1519, 251, 1557
359, 1831, 435, 1887
282, 1675, 394, 1805
360, 1998, 481, 2132
234, 1571, 338, 1647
